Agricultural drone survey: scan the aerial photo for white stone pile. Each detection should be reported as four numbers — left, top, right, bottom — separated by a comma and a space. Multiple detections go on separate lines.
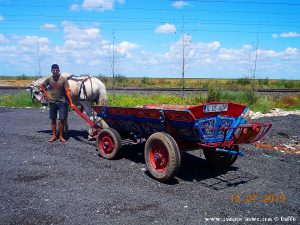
250, 108, 300, 119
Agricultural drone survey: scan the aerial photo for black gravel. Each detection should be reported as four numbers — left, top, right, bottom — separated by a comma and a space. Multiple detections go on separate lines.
0, 107, 299, 225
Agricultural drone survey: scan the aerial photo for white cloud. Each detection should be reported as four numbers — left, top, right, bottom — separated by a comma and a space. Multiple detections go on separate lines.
0, 15, 4, 21
172, 1, 191, 8
0, 34, 9, 43
40, 23, 57, 30
70, 4, 80, 11
16, 35, 50, 46
115, 41, 139, 59
64, 40, 90, 49
63, 21, 101, 43
89, 59, 104, 66
284, 47, 298, 55
242, 44, 253, 50
82, 0, 125, 11
194, 41, 221, 52
118, 41, 138, 51
217, 53, 235, 61
155, 23, 176, 34
257, 49, 279, 58
136, 51, 158, 65
207, 41, 221, 50
272, 32, 300, 38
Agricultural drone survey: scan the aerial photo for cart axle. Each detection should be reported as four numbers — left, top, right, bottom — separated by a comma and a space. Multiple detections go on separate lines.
216, 148, 245, 156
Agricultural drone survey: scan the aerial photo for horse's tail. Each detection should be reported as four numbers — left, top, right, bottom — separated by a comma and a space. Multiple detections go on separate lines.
97, 78, 108, 106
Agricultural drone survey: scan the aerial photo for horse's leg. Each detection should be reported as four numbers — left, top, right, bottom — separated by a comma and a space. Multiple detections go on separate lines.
79, 100, 94, 140
95, 95, 109, 129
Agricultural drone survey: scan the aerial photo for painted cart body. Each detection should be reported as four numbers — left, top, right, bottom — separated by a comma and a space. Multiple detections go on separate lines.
83, 102, 271, 182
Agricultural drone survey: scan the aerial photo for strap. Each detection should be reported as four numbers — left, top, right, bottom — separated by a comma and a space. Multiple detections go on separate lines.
78, 79, 90, 100
67, 74, 90, 82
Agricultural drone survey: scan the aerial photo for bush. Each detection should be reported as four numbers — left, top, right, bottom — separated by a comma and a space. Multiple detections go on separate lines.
115, 75, 128, 87
257, 78, 269, 87
207, 84, 222, 102
141, 77, 149, 86
236, 77, 251, 85
254, 96, 274, 113
245, 86, 257, 106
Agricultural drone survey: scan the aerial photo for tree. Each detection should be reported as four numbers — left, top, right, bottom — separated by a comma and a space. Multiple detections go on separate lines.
175, 16, 193, 97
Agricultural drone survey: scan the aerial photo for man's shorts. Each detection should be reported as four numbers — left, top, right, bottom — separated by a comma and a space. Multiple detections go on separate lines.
49, 102, 68, 120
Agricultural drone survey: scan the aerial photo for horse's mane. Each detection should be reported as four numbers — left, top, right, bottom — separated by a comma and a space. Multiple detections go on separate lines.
61, 72, 93, 81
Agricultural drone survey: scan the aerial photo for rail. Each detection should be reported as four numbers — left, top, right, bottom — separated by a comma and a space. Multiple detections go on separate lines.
0, 85, 299, 93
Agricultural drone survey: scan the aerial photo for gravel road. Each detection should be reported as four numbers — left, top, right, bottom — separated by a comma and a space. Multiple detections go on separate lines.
0, 107, 299, 225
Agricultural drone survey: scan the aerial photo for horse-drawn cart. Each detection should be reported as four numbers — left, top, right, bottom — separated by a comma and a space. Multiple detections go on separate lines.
71, 102, 271, 182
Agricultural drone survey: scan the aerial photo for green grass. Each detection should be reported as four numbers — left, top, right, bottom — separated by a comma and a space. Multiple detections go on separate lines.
108, 93, 206, 107
0, 90, 299, 113
108, 92, 299, 113
0, 91, 40, 108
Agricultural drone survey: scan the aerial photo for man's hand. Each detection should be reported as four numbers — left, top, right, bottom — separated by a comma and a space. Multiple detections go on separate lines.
45, 94, 54, 101
69, 103, 76, 110
40, 85, 53, 101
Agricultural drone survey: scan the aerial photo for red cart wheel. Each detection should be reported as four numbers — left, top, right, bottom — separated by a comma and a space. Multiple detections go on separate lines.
96, 128, 122, 159
203, 145, 239, 168
144, 132, 181, 182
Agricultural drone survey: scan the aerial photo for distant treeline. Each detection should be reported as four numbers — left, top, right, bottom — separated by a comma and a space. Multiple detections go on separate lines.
97, 75, 300, 89
1, 74, 300, 89
0, 75, 38, 80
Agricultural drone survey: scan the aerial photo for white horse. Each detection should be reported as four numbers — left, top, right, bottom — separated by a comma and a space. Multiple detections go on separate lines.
29, 73, 108, 140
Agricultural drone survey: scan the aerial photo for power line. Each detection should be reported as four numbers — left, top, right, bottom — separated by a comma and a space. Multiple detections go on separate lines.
0, 26, 292, 34
2, 14, 299, 24
169, 0, 300, 6
1, 18, 299, 27
0, 5, 299, 15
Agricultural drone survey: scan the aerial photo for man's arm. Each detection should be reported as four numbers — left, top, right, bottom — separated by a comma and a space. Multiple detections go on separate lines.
40, 83, 52, 101
65, 87, 75, 109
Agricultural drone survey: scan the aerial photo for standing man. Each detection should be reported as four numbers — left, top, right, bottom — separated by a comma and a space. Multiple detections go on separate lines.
40, 64, 75, 142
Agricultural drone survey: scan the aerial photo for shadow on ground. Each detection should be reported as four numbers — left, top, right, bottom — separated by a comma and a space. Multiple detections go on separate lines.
118, 141, 258, 188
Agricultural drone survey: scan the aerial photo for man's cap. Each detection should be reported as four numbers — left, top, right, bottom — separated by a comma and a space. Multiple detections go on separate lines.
51, 64, 59, 70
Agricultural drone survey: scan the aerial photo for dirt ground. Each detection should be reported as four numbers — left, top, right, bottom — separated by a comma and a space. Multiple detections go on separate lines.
0, 107, 299, 224
0, 80, 34, 86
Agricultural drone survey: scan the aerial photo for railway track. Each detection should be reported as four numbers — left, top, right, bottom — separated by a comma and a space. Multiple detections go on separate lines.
0, 86, 299, 93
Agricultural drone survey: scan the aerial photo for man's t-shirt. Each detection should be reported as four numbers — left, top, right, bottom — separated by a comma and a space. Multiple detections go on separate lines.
43, 75, 70, 102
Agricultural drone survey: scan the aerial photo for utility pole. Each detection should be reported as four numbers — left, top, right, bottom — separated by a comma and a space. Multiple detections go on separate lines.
36, 40, 41, 78
181, 16, 186, 96
112, 31, 116, 91
253, 34, 259, 79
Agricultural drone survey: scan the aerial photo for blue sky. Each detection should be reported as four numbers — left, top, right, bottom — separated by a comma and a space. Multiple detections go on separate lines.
0, 0, 299, 79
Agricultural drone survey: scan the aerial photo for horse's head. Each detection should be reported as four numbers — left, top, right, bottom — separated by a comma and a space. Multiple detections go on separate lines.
28, 77, 48, 106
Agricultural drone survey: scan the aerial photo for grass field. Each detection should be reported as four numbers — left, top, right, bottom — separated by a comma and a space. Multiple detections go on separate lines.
0, 76, 299, 112
1, 90, 299, 113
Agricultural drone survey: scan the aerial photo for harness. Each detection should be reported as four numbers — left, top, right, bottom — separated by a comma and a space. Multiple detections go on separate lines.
67, 75, 94, 101
67, 74, 98, 124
